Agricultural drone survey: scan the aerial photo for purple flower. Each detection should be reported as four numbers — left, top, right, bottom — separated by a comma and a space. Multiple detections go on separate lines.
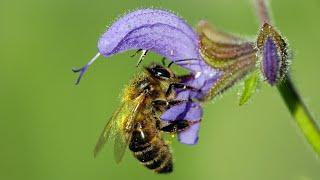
73, 8, 288, 145
73, 8, 220, 144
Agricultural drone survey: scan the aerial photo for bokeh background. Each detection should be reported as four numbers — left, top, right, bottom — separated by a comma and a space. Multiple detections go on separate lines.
1, 0, 320, 179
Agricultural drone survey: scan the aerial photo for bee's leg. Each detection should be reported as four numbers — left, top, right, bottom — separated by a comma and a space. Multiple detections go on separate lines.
130, 49, 143, 57
159, 120, 189, 133
152, 99, 186, 111
160, 120, 200, 133
176, 74, 194, 80
165, 83, 201, 97
167, 61, 174, 68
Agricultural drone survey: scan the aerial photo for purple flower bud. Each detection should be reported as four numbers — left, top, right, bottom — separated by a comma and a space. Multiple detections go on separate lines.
257, 23, 289, 85
262, 37, 279, 85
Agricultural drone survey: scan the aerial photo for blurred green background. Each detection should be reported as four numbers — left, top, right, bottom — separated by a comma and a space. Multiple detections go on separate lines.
1, 0, 320, 179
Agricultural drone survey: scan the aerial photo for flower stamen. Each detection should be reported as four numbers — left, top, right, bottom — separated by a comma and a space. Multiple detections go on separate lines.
72, 52, 101, 85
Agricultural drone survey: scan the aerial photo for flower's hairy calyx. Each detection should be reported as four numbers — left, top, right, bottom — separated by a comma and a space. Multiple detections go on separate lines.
197, 20, 258, 101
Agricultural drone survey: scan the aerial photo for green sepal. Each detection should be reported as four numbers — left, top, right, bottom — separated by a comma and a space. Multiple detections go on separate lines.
239, 71, 260, 106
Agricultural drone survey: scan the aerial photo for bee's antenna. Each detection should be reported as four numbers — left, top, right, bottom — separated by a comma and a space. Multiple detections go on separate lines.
72, 52, 101, 85
168, 58, 199, 68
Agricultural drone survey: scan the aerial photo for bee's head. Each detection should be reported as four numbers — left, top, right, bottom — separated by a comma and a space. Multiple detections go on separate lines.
145, 64, 174, 80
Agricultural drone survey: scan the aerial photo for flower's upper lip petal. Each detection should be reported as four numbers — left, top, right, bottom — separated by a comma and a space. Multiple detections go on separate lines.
103, 9, 198, 47
97, 8, 203, 72
178, 122, 200, 145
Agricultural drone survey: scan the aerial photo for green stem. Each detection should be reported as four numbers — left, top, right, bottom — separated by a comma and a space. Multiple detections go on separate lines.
277, 77, 320, 156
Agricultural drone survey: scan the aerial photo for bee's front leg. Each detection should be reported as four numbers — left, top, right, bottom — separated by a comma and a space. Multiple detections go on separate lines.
165, 83, 200, 97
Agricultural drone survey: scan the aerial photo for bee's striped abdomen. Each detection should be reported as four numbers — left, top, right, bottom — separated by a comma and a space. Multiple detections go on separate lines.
129, 124, 173, 173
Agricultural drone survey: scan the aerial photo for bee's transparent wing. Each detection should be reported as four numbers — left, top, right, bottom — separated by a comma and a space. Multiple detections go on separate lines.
113, 128, 131, 164
113, 94, 145, 164
93, 103, 125, 158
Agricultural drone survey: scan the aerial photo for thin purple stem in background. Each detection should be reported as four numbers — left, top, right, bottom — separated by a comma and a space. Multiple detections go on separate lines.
255, 0, 271, 25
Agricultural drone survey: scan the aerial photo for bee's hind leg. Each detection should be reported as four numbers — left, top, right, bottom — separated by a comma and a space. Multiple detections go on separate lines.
159, 120, 196, 133
151, 99, 187, 111
152, 99, 197, 133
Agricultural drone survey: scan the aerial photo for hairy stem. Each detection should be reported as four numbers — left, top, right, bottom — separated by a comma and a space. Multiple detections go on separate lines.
278, 77, 320, 156
255, 0, 320, 156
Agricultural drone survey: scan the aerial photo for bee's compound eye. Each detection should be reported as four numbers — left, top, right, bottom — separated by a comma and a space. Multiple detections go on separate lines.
149, 65, 171, 80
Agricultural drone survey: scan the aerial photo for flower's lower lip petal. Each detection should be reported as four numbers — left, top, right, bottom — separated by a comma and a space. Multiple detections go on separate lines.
160, 101, 202, 121
161, 102, 187, 121
97, 9, 203, 72
178, 122, 200, 145
183, 102, 203, 121
176, 90, 191, 100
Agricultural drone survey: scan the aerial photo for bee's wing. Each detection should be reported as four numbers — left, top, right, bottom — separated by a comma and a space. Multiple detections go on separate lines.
93, 103, 126, 158
113, 94, 146, 164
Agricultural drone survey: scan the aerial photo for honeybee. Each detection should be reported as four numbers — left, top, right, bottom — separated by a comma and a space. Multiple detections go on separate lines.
93, 63, 196, 173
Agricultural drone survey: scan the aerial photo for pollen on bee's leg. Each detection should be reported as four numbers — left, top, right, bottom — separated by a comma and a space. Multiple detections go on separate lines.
72, 52, 101, 85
